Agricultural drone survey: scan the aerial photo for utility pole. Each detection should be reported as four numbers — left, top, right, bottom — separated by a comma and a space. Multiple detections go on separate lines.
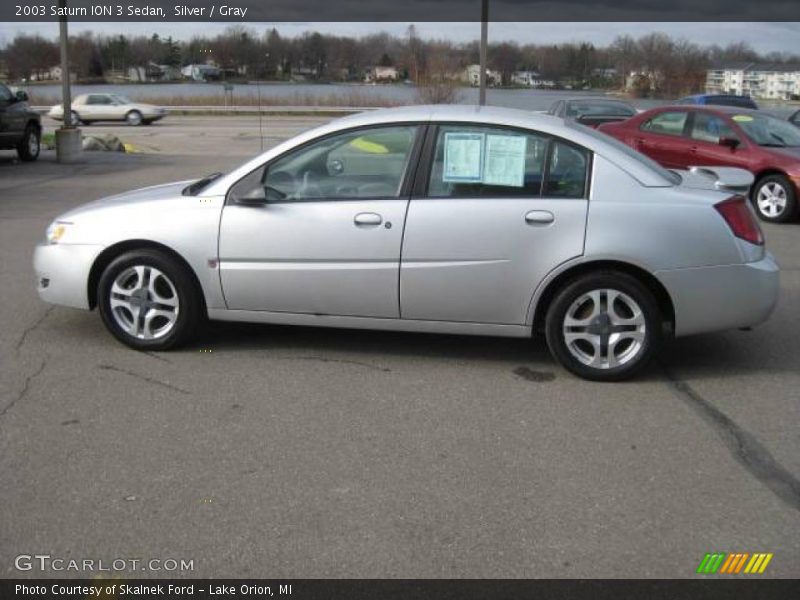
55, 0, 82, 162
479, 0, 488, 106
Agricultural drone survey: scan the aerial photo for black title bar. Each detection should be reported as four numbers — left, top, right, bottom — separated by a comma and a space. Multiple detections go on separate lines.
3, 0, 798, 22
3, 579, 800, 600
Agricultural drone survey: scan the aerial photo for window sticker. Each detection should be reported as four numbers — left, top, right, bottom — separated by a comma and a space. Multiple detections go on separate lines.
483, 134, 527, 187
443, 132, 485, 182
732, 115, 753, 122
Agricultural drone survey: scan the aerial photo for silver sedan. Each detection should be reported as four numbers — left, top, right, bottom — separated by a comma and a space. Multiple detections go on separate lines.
33, 105, 779, 380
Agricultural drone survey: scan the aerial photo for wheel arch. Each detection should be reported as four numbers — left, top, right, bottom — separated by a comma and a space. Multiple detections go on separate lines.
751, 169, 790, 193
87, 239, 206, 314
531, 260, 676, 335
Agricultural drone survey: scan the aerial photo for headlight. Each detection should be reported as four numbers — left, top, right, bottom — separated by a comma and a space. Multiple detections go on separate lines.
46, 221, 72, 244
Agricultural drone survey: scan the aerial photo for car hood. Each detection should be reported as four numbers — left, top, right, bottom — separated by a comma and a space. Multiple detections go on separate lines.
58, 180, 194, 220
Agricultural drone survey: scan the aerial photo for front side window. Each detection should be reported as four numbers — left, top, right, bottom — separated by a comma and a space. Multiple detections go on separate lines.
690, 113, 739, 144
640, 111, 689, 137
230, 125, 419, 203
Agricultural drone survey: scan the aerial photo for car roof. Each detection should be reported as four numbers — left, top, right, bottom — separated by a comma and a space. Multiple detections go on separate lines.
202, 104, 676, 194
641, 104, 760, 116
562, 97, 633, 104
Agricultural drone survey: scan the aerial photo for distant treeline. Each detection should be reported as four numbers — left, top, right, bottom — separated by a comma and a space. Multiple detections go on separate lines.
2, 26, 799, 97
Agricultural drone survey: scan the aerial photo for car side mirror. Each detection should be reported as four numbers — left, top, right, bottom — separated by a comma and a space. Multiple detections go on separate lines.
14, 91, 29, 103
719, 137, 740, 149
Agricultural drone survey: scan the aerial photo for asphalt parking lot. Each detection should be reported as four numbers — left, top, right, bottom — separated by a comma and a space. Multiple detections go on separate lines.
1, 116, 799, 579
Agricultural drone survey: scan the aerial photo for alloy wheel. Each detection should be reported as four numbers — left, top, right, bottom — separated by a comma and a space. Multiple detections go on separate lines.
562, 288, 646, 370
757, 182, 787, 218
109, 265, 180, 340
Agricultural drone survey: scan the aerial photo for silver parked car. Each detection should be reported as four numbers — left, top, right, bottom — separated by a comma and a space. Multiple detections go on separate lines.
33, 106, 779, 380
48, 93, 166, 126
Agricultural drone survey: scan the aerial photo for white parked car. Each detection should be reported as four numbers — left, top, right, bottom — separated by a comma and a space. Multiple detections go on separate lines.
48, 93, 166, 126
33, 105, 778, 381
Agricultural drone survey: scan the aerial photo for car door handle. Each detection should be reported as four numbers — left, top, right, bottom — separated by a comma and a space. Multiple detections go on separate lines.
525, 210, 555, 225
354, 212, 382, 226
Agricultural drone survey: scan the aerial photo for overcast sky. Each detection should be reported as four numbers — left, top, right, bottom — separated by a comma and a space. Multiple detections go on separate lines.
1, 22, 799, 53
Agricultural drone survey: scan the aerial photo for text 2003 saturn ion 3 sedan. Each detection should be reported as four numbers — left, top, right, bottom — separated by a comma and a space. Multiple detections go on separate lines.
34, 105, 779, 381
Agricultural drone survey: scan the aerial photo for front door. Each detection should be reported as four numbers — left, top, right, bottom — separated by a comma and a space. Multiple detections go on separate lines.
687, 111, 752, 168
400, 124, 590, 325
218, 124, 421, 318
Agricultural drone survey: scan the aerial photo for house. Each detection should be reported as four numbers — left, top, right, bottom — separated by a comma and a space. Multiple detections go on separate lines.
511, 70, 541, 87
706, 63, 800, 100
364, 66, 400, 83
181, 64, 221, 82
464, 64, 501, 87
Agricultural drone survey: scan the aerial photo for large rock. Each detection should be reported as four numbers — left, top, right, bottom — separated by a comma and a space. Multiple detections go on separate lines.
81, 134, 125, 152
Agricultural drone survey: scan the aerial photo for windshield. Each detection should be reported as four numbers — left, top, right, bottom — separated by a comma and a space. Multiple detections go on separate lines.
733, 113, 800, 147
566, 101, 635, 118
572, 122, 682, 185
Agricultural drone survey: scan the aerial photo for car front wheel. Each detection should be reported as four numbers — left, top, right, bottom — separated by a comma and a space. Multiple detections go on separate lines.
544, 272, 661, 381
753, 174, 797, 223
17, 125, 40, 162
97, 249, 201, 350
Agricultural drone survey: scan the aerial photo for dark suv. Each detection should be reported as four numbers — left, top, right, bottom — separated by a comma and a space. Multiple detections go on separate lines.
0, 83, 42, 161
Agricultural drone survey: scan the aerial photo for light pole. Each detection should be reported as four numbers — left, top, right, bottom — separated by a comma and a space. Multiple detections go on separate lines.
55, 0, 82, 162
479, 0, 488, 106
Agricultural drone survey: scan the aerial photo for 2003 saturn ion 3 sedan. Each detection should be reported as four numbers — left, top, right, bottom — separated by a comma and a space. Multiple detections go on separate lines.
34, 105, 779, 380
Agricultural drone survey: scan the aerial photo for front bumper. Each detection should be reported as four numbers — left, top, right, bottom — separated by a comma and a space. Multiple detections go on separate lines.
656, 253, 779, 337
33, 243, 104, 310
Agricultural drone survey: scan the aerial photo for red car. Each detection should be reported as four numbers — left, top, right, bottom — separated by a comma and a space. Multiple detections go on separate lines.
598, 105, 800, 222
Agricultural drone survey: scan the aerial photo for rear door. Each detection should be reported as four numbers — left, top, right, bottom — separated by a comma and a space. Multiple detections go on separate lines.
635, 110, 691, 168
400, 123, 590, 325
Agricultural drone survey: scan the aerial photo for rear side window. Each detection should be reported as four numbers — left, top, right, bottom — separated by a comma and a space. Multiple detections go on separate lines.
544, 142, 589, 198
426, 125, 588, 199
690, 113, 739, 144
640, 111, 688, 136
87, 95, 111, 105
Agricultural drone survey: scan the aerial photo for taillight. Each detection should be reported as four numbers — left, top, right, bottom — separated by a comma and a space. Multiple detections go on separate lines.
714, 196, 764, 246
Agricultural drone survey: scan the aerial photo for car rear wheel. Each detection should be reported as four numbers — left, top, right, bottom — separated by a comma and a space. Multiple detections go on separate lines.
70, 111, 83, 126
16, 125, 40, 162
544, 272, 661, 381
126, 110, 143, 126
752, 174, 796, 223
97, 249, 201, 350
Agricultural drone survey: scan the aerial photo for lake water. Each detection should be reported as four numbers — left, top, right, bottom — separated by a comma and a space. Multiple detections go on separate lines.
25, 82, 794, 115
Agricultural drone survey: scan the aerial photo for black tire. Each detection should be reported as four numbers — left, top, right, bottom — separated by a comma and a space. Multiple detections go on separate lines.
16, 125, 40, 162
126, 110, 143, 126
97, 249, 201, 351
751, 174, 797, 223
544, 271, 662, 382
70, 111, 83, 126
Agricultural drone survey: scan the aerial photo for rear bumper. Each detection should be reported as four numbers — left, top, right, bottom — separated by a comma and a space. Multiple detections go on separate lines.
33, 243, 104, 310
656, 254, 779, 337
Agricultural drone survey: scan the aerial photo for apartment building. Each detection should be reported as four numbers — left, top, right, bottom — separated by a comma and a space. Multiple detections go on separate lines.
706, 63, 800, 100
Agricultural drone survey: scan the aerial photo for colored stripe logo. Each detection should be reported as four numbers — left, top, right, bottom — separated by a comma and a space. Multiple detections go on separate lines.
696, 552, 773, 574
